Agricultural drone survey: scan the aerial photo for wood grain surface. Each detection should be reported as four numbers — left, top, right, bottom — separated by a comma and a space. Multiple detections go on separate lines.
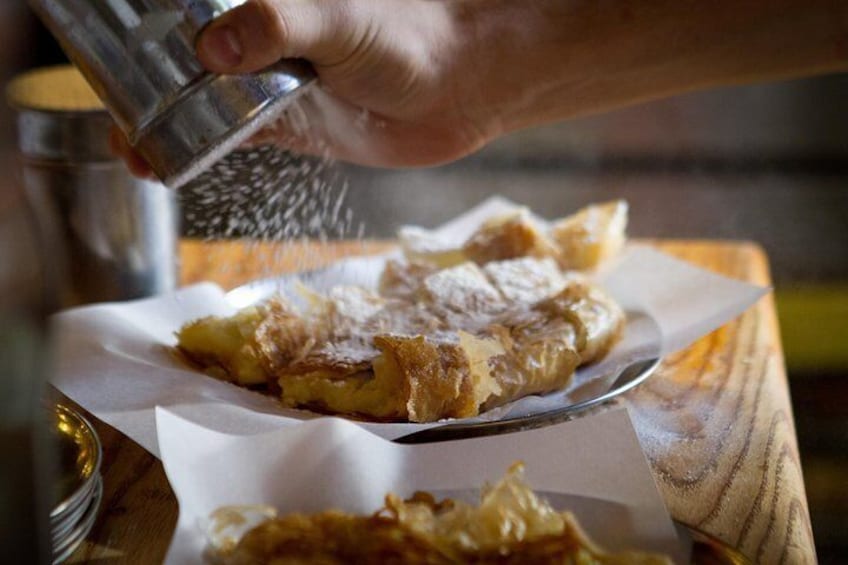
65, 239, 815, 564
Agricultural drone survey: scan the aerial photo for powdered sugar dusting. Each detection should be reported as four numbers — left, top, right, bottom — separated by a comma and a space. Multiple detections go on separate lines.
180, 144, 364, 278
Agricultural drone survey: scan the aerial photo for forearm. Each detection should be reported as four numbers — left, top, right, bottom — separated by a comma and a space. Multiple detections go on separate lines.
455, 0, 848, 137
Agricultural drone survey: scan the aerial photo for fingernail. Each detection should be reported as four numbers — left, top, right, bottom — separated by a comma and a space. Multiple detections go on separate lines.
199, 25, 243, 69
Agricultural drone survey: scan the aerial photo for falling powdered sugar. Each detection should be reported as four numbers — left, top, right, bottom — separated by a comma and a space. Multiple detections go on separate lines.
179, 143, 365, 279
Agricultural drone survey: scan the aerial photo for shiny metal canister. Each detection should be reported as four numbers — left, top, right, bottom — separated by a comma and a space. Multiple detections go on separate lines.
27, 0, 315, 188
8, 66, 178, 306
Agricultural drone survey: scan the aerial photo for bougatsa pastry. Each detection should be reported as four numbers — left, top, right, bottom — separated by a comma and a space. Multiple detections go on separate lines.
176, 202, 627, 423
209, 463, 671, 565
399, 200, 627, 271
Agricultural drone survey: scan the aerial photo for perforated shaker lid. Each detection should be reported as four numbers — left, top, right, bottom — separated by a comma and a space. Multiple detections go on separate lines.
130, 59, 315, 189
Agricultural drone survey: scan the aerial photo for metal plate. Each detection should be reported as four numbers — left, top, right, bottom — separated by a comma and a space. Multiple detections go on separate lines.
50, 476, 98, 541
51, 405, 101, 520
52, 475, 103, 564
394, 357, 661, 443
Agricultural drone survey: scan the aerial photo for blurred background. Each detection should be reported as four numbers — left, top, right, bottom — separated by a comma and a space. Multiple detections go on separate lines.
1, 2, 845, 561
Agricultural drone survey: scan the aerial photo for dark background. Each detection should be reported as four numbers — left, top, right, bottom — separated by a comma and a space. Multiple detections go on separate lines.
1, 3, 845, 561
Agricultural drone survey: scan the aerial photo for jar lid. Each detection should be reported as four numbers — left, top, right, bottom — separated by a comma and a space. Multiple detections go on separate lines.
7, 65, 103, 112
6, 66, 115, 162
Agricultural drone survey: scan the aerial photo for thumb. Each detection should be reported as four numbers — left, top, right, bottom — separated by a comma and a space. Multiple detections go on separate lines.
196, 0, 344, 74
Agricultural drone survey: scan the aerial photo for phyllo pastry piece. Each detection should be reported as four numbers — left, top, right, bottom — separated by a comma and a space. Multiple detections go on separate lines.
267, 288, 443, 421
176, 302, 310, 387
380, 256, 568, 307
482, 256, 568, 304
418, 261, 508, 320
398, 226, 467, 269
378, 258, 438, 300
176, 307, 267, 386
371, 332, 505, 422
398, 200, 628, 271
212, 463, 672, 564
270, 263, 512, 421
482, 280, 623, 411
461, 208, 560, 265
550, 200, 628, 270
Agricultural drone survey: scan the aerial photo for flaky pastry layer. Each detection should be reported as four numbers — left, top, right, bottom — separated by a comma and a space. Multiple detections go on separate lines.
212, 464, 671, 565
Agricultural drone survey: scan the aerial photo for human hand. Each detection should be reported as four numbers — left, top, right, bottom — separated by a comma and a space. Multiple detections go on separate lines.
112, 0, 499, 173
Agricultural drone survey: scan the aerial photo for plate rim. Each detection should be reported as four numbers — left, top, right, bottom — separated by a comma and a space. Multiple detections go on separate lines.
52, 404, 102, 519
393, 357, 661, 444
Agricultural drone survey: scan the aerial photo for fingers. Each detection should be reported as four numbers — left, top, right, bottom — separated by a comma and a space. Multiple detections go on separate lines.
109, 126, 156, 179
197, 0, 341, 74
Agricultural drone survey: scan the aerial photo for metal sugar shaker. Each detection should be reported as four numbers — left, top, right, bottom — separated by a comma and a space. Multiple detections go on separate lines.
8, 65, 178, 306
28, 0, 316, 189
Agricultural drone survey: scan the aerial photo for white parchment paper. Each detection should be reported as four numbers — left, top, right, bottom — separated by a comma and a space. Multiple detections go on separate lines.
51, 197, 767, 456
158, 406, 688, 564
